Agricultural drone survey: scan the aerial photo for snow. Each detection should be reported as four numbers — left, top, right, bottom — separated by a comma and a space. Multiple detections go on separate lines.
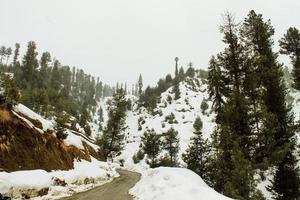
63, 130, 85, 150
130, 167, 232, 200
113, 77, 215, 166
12, 103, 99, 151
14, 104, 54, 132
12, 110, 45, 134
0, 158, 118, 199
6, 72, 298, 199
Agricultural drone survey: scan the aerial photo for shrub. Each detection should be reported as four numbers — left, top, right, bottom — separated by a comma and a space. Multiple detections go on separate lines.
56, 128, 68, 140
201, 100, 209, 114
0, 109, 11, 122
158, 155, 174, 167
132, 149, 145, 164
167, 95, 172, 104
84, 124, 92, 136
164, 112, 176, 124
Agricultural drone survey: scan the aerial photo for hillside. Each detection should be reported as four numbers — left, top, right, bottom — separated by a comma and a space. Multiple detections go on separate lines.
0, 102, 118, 199
0, 70, 237, 200
112, 75, 215, 166
93, 70, 300, 200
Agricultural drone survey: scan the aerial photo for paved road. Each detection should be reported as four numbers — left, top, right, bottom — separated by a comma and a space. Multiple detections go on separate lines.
61, 169, 141, 200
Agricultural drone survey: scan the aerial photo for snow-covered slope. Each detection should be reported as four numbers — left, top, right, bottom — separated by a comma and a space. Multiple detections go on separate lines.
0, 158, 118, 199
91, 72, 300, 200
14, 104, 99, 151
130, 167, 232, 200
0, 103, 119, 199
112, 77, 215, 166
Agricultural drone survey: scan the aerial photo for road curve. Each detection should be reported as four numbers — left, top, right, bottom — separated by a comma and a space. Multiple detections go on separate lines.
61, 169, 141, 200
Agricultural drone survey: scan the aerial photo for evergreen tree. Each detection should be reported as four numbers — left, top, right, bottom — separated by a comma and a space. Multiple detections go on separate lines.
279, 27, 300, 90
269, 149, 300, 200
21, 41, 39, 88
97, 88, 128, 160
207, 56, 224, 122
182, 117, 209, 179
242, 9, 298, 163
13, 43, 20, 66
207, 12, 256, 199
5, 47, 12, 66
55, 111, 69, 139
0, 46, 6, 64
0, 73, 21, 109
141, 129, 162, 167
172, 81, 180, 100
162, 127, 179, 166
138, 74, 143, 96
178, 66, 185, 81
39, 52, 51, 87
186, 63, 195, 77
174, 57, 179, 77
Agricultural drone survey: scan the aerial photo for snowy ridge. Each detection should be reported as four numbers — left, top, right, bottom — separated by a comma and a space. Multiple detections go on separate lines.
110, 77, 216, 166
130, 167, 232, 200
13, 103, 98, 151
14, 104, 54, 132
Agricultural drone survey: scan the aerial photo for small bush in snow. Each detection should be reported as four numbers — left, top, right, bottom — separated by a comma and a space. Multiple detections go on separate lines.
167, 95, 172, 104
132, 149, 145, 164
185, 98, 189, 105
153, 109, 163, 116
56, 128, 68, 140
164, 112, 176, 124
157, 154, 174, 167
201, 100, 209, 114
84, 124, 92, 136
138, 117, 145, 131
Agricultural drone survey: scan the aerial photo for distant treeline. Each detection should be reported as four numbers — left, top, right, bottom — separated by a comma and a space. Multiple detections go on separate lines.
0, 41, 114, 129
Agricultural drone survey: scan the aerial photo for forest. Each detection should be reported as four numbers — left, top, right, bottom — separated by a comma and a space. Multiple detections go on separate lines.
1, 9, 300, 200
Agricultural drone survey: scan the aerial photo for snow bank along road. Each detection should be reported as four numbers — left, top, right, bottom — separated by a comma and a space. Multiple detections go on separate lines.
61, 169, 141, 200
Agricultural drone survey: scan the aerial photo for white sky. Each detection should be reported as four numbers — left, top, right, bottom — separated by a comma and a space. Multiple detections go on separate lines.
1, 0, 299, 86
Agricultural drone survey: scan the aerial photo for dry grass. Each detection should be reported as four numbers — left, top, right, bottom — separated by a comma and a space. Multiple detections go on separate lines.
0, 109, 11, 122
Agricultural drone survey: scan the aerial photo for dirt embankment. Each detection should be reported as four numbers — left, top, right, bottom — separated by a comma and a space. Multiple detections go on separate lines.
0, 107, 100, 172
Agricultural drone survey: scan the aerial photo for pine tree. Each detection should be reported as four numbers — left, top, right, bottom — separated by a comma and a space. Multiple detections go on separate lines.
138, 74, 143, 96
174, 57, 179, 77
13, 43, 20, 66
5, 47, 12, 67
172, 81, 180, 100
162, 127, 179, 166
207, 12, 256, 199
207, 56, 224, 122
12, 43, 21, 78
39, 52, 51, 87
0, 46, 6, 64
0, 73, 21, 109
186, 62, 195, 77
240, 10, 299, 199
21, 41, 39, 88
178, 66, 185, 81
97, 88, 128, 160
279, 27, 300, 90
141, 129, 162, 167
51, 60, 61, 91
269, 149, 300, 200
182, 117, 209, 179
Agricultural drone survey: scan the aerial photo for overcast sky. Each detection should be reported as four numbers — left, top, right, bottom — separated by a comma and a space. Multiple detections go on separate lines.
1, 0, 300, 86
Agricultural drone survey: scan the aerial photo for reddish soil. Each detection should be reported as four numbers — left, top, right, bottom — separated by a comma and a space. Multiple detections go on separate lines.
0, 108, 101, 172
